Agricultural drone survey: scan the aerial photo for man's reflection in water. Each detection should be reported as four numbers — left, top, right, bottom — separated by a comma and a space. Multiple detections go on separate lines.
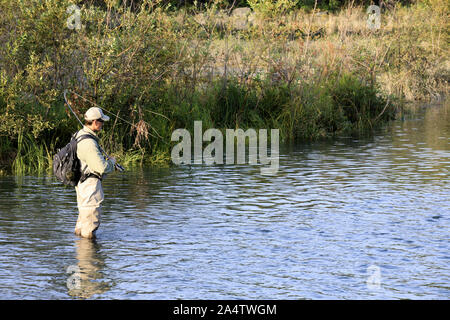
68, 238, 110, 299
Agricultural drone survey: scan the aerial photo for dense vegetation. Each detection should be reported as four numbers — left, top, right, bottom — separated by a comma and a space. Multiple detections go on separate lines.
0, 0, 447, 174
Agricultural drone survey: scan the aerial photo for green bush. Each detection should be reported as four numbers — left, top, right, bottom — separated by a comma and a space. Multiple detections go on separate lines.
328, 75, 396, 128
0, 0, 401, 174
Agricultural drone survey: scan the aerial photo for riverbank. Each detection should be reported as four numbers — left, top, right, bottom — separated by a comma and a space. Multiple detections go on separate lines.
0, 1, 448, 174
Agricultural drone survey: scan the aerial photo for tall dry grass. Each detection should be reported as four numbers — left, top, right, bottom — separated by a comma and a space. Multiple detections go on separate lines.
190, 1, 448, 101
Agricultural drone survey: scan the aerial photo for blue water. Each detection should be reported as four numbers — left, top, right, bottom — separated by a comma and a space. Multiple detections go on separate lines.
0, 102, 449, 299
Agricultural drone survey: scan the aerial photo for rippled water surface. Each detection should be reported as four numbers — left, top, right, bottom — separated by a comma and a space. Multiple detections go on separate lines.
0, 103, 449, 299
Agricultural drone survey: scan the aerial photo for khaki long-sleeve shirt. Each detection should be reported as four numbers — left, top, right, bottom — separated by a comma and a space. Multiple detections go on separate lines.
75, 126, 115, 177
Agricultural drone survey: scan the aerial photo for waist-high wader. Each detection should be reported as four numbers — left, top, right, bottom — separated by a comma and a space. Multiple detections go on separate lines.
74, 176, 104, 238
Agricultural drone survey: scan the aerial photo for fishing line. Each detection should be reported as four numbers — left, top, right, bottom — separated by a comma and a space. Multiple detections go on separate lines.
63, 90, 125, 172
67, 89, 169, 143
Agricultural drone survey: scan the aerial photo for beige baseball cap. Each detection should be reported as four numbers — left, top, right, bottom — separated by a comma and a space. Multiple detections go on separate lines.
84, 107, 110, 121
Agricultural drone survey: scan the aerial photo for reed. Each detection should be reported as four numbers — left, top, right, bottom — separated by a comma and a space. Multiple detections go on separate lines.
11, 130, 53, 175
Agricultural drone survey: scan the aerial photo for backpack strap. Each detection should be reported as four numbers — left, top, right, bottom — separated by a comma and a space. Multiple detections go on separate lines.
75, 132, 98, 143
76, 133, 102, 183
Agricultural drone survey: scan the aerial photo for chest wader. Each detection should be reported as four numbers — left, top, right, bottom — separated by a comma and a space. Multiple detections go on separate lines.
74, 176, 103, 239
74, 135, 104, 239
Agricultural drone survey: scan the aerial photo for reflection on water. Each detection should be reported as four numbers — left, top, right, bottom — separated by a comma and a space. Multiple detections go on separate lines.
0, 101, 448, 299
67, 239, 110, 299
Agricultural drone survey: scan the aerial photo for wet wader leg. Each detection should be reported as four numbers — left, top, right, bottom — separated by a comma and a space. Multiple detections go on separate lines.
74, 177, 104, 238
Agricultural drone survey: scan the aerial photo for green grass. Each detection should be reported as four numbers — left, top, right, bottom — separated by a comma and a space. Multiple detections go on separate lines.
11, 130, 54, 175
1, 73, 400, 175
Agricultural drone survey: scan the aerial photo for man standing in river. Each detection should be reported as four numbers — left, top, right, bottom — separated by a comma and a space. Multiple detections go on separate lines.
74, 107, 116, 239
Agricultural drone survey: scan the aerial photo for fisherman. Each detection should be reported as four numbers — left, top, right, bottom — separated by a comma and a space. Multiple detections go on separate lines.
74, 107, 116, 239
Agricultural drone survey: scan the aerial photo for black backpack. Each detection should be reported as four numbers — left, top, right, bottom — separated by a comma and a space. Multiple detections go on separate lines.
53, 134, 95, 187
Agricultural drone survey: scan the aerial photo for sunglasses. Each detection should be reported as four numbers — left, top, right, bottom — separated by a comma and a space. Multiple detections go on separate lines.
96, 118, 104, 123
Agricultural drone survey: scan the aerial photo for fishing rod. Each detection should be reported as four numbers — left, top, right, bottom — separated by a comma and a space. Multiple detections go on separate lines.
67, 89, 170, 144
63, 89, 125, 172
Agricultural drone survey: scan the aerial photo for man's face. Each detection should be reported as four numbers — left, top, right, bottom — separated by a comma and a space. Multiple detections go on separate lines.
92, 119, 104, 132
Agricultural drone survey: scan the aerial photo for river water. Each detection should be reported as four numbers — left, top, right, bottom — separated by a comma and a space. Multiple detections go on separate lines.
0, 102, 449, 299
